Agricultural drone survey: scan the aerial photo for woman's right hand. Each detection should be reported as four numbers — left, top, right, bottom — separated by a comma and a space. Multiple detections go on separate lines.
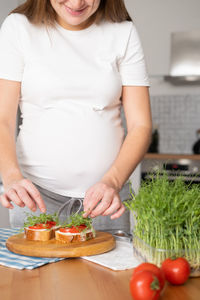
0, 178, 46, 213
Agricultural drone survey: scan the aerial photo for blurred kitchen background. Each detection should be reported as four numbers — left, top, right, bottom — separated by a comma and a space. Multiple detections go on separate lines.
0, 0, 200, 227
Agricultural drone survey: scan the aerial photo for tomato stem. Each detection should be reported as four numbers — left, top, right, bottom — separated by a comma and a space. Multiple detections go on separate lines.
151, 277, 160, 291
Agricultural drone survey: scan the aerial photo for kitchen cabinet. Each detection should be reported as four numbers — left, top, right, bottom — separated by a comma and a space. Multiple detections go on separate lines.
125, 0, 200, 76
0, 259, 200, 300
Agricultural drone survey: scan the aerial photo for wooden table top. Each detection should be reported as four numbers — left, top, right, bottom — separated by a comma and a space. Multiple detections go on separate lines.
0, 258, 200, 300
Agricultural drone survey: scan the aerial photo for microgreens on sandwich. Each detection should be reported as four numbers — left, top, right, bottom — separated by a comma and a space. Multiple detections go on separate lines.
21, 212, 59, 232
61, 211, 93, 229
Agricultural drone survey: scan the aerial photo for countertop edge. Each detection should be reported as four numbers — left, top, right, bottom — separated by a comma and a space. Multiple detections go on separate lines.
144, 153, 200, 160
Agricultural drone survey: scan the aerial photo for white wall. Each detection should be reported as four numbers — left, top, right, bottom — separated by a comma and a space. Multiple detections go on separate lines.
0, 0, 19, 25
125, 0, 200, 76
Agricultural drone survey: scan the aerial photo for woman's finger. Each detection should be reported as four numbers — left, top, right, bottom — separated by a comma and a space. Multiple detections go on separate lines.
0, 194, 14, 209
90, 190, 115, 217
110, 204, 126, 220
20, 179, 46, 213
83, 189, 95, 216
83, 192, 102, 217
14, 186, 37, 212
100, 196, 121, 217
6, 188, 25, 207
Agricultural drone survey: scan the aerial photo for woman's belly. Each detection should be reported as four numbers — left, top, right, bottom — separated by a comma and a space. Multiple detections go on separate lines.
16, 103, 124, 197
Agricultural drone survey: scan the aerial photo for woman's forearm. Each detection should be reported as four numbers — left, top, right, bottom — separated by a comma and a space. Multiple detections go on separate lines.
101, 86, 152, 191
101, 125, 152, 190
0, 123, 23, 188
0, 79, 23, 188
0, 80, 45, 212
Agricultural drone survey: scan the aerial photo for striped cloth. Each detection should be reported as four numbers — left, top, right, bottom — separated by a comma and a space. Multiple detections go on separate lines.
0, 228, 65, 270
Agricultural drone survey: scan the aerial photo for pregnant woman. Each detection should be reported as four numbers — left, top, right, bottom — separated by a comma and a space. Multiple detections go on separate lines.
0, 0, 152, 229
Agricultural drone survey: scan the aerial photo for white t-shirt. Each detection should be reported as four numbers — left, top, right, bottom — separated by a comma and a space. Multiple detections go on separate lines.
0, 13, 149, 197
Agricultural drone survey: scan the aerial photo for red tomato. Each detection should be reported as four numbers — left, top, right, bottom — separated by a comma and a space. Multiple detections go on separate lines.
66, 227, 80, 233
59, 228, 71, 233
161, 257, 190, 285
46, 221, 56, 227
130, 270, 161, 300
132, 263, 165, 290
44, 224, 53, 229
29, 221, 56, 230
59, 225, 87, 233
78, 224, 87, 230
45, 221, 56, 228
29, 223, 44, 229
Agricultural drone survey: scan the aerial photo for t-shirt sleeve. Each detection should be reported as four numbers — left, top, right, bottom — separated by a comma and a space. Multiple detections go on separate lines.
0, 14, 24, 82
118, 23, 150, 86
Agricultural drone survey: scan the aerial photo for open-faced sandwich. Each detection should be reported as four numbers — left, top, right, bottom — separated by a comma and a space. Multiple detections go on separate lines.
55, 212, 95, 243
23, 212, 60, 241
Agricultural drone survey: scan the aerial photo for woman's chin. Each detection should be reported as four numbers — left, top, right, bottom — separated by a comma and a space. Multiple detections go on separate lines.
58, 14, 92, 30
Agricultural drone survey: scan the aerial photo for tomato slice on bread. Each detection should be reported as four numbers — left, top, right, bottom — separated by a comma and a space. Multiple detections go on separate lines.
29, 221, 57, 230
29, 224, 45, 229
45, 221, 57, 228
60, 224, 87, 233
46, 221, 57, 226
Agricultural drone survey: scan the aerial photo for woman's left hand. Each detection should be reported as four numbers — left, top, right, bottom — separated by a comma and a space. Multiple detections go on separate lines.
83, 182, 125, 219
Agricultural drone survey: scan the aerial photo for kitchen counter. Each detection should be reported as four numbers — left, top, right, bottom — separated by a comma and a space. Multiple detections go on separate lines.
0, 259, 200, 300
145, 153, 200, 160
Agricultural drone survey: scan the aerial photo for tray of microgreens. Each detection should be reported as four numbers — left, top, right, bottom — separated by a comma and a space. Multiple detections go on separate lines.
125, 173, 200, 277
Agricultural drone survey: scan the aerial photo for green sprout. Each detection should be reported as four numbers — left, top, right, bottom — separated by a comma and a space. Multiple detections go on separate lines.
125, 172, 200, 275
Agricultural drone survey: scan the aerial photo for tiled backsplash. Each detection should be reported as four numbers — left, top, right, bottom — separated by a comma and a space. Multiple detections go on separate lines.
150, 94, 200, 154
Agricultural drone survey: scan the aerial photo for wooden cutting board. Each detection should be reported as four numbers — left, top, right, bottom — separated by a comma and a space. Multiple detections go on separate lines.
6, 231, 116, 258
